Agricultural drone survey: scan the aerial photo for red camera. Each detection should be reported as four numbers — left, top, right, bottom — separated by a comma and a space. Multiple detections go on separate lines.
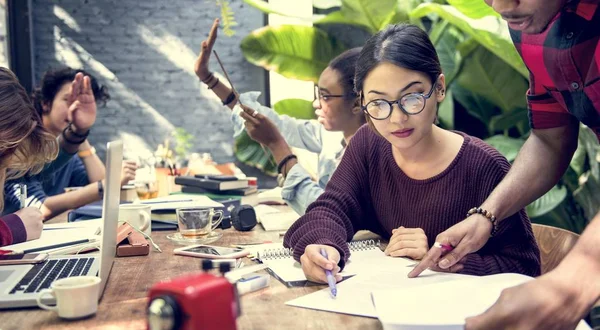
147, 270, 240, 330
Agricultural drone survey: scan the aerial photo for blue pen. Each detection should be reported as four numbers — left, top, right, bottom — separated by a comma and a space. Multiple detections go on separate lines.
319, 248, 337, 298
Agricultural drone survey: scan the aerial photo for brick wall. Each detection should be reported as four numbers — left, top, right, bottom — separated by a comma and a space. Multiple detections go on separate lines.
31, 0, 266, 163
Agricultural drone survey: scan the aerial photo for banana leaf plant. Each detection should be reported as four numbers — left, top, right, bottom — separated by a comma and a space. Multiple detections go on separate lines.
236, 0, 598, 230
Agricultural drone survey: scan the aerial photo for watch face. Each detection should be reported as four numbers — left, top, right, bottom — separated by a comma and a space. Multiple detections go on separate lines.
277, 173, 285, 187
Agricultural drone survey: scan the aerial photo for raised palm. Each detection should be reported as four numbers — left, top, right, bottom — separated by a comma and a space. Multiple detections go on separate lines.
67, 72, 96, 132
194, 18, 219, 80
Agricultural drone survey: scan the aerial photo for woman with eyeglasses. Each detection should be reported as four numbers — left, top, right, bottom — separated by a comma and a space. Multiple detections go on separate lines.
283, 24, 541, 283
194, 19, 366, 215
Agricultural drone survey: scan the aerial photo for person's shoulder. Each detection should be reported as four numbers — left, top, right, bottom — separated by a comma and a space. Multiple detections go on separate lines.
349, 124, 387, 148
457, 131, 511, 171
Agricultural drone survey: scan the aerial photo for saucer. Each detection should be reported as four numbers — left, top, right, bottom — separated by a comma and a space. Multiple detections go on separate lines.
166, 231, 223, 245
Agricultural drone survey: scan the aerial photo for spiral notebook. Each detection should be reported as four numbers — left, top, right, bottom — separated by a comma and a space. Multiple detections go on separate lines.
250, 240, 409, 286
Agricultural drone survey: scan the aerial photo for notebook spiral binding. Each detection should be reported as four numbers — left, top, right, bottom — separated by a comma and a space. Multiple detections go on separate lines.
258, 239, 380, 260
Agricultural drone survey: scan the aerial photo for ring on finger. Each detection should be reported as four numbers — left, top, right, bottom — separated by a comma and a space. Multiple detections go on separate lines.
251, 110, 258, 117
433, 242, 454, 252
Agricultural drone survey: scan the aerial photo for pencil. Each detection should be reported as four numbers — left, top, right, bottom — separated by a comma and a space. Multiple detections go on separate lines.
3, 238, 96, 255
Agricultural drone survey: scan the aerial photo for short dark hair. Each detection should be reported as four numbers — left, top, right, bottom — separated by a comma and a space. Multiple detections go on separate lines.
328, 47, 362, 100
32, 67, 110, 116
354, 24, 442, 95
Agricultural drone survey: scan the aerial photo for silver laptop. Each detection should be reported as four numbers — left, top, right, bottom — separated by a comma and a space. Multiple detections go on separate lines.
0, 140, 123, 309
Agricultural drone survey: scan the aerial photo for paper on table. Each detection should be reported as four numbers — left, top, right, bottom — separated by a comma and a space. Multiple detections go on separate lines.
4, 219, 102, 252
285, 267, 471, 317
140, 194, 223, 211
249, 242, 418, 283
372, 273, 591, 330
254, 205, 299, 231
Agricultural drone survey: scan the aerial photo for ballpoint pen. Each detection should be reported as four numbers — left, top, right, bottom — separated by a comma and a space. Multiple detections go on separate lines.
19, 184, 27, 209
319, 248, 337, 298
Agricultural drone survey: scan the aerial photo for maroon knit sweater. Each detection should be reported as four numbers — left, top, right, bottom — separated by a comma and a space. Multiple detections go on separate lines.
283, 126, 541, 277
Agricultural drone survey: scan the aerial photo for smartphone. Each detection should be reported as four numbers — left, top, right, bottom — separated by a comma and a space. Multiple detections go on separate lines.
174, 245, 249, 259
0, 253, 48, 265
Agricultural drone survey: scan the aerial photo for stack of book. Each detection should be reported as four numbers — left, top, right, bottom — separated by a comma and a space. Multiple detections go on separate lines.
174, 175, 258, 196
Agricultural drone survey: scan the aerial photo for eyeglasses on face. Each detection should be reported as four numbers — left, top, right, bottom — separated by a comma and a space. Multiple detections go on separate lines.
314, 86, 346, 106
361, 81, 437, 120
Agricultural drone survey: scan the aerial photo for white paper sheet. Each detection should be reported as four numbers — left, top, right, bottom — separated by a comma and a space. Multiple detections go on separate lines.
3, 219, 102, 252
286, 268, 471, 317
140, 194, 223, 211
372, 273, 591, 330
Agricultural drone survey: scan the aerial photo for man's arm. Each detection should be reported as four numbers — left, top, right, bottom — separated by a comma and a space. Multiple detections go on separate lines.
40, 182, 102, 220
77, 141, 104, 182
482, 119, 579, 220
410, 119, 579, 277
466, 212, 600, 330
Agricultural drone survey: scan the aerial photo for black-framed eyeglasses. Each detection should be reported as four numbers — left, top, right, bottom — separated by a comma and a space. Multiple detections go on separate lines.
314, 85, 345, 107
361, 81, 437, 120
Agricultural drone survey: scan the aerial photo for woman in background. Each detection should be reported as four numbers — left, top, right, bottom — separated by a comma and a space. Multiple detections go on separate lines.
0, 67, 97, 246
3, 68, 136, 220
194, 19, 366, 215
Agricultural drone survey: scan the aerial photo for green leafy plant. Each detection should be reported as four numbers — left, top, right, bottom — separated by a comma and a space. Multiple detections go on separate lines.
216, 0, 237, 36
236, 0, 598, 231
172, 128, 195, 162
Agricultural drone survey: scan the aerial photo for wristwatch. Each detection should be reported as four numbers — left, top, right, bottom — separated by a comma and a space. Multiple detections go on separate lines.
78, 146, 96, 158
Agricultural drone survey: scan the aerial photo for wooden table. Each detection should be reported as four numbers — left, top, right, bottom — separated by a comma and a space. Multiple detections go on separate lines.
1, 206, 382, 329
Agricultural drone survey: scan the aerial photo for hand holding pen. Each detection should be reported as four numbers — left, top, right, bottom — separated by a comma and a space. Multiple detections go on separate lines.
300, 245, 342, 294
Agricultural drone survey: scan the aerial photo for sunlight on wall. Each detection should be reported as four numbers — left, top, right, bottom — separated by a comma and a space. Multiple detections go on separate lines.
53, 25, 174, 158
267, 0, 313, 105
53, 5, 81, 33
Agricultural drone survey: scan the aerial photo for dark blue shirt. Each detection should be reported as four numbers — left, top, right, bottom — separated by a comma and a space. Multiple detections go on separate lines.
3, 156, 89, 215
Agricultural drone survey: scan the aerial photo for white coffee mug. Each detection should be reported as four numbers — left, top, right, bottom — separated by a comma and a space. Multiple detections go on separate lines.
119, 204, 151, 236
36, 276, 101, 319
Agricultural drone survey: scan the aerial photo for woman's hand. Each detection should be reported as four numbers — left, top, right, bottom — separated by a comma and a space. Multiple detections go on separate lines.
14, 207, 44, 241
239, 104, 285, 147
194, 18, 219, 81
384, 227, 429, 260
67, 73, 96, 133
300, 244, 343, 283
120, 161, 137, 186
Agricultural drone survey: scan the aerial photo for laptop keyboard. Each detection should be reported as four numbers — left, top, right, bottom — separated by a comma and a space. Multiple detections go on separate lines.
9, 258, 95, 295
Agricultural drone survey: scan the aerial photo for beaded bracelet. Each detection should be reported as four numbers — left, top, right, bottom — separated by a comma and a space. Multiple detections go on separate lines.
466, 207, 498, 236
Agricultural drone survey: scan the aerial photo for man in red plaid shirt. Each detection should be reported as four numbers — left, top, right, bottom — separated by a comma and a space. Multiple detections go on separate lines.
409, 1, 600, 329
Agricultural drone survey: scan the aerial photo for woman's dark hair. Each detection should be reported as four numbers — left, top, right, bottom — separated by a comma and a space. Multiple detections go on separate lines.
31, 67, 110, 116
354, 24, 442, 95
328, 47, 362, 100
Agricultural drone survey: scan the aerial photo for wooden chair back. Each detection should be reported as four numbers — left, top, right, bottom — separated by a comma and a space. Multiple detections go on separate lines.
531, 223, 579, 274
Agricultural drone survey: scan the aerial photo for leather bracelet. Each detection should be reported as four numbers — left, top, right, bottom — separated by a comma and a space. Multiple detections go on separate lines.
466, 207, 498, 236
97, 180, 104, 198
222, 91, 236, 106
200, 73, 214, 84
207, 77, 220, 90
66, 122, 89, 138
277, 154, 297, 174
62, 125, 88, 145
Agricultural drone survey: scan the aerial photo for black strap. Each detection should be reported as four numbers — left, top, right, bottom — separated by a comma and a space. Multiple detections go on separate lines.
277, 154, 297, 174
222, 91, 236, 106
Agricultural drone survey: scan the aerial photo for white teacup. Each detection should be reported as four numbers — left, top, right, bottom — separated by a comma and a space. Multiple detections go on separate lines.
119, 204, 151, 236
36, 276, 101, 319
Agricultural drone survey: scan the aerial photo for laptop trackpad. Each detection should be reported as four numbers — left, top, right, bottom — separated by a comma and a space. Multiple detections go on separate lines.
0, 270, 15, 282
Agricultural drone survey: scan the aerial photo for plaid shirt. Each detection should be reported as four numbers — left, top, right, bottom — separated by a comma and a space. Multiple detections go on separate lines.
509, 0, 600, 140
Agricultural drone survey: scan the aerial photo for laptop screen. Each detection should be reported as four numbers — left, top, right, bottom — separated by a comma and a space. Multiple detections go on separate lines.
98, 140, 123, 298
